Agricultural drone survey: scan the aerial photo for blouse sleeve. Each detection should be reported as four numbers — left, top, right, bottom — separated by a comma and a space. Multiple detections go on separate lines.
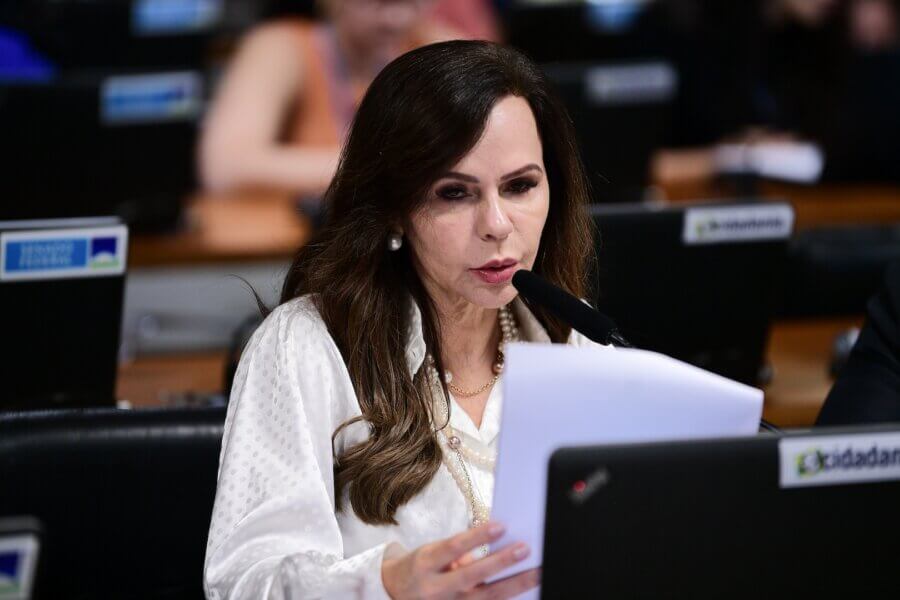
568, 327, 616, 350
204, 303, 397, 600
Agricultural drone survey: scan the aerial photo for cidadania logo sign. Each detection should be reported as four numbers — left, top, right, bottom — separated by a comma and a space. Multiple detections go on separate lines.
780, 432, 900, 488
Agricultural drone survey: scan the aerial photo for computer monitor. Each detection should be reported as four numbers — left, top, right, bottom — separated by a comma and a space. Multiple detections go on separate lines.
504, 1, 676, 202
7, 0, 224, 70
543, 60, 676, 203
0, 217, 127, 409
0, 517, 41, 600
591, 201, 793, 386
1, 0, 220, 231
0, 70, 202, 231
542, 426, 900, 597
505, 0, 665, 63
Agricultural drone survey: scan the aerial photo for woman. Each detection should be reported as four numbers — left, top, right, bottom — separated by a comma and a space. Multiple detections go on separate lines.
199, 0, 458, 197
204, 40, 604, 599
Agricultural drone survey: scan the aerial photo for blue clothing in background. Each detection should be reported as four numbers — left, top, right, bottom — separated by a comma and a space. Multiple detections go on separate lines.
0, 27, 55, 81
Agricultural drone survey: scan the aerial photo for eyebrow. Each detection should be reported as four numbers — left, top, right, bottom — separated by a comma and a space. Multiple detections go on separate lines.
440, 163, 544, 184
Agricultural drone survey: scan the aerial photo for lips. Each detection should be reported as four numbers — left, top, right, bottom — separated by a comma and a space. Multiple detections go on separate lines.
471, 259, 518, 284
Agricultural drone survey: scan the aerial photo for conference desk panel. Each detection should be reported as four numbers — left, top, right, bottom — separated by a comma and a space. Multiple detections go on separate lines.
117, 315, 861, 427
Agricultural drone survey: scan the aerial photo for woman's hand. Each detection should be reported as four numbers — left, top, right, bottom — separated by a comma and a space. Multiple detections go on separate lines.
381, 522, 540, 599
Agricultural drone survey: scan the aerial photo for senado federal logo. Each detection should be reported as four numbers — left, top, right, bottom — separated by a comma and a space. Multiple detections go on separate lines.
0, 225, 127, 282
780, 433, 900, 488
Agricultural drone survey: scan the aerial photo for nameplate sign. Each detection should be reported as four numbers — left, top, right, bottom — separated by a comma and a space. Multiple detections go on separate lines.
780, 431, 900, 489
683, 204, 794, 245
1, 225, 128, 282
0, 533, 39, 600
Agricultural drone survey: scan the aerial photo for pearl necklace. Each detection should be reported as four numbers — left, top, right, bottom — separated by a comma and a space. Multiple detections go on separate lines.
426, 305, 519, 528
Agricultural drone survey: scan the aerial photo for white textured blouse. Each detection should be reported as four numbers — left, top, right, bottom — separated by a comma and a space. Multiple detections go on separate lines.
204, 294, 603, 599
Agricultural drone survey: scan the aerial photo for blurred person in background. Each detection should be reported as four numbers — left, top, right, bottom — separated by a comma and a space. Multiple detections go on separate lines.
432, 0, 501, 41
199, 0, 494, 203
826, 0, 900, 180
652, 0, 900, 188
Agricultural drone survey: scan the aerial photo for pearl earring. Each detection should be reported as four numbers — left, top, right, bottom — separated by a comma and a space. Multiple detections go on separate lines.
388, 232, 403, 251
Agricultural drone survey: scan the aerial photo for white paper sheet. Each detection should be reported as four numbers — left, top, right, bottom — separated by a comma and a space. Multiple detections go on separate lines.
489, 342, 763, 590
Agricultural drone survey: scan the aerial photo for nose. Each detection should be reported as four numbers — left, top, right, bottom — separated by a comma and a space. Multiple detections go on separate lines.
476, 193, 514, 242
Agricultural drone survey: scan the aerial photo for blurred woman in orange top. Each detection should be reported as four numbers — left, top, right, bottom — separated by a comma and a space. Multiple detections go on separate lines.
199, 0, 469, 198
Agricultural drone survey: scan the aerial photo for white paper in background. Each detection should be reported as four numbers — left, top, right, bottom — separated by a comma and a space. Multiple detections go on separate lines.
714, 141, 824, 183
489, 343, 763, 592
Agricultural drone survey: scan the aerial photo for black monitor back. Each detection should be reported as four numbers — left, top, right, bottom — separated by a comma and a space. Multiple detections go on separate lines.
542, 428, 900, 598
506, 2, 675, 203
1, 0, 215, 231
505, 1, 667, 63
543, 61, 676, 203
0, 74, 199, 230
591, 201, 793, 385
8, 0, 221, 69
0, 218, 126, 409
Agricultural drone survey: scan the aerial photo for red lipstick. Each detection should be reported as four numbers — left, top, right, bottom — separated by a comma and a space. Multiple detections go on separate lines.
471, 258, 518, 284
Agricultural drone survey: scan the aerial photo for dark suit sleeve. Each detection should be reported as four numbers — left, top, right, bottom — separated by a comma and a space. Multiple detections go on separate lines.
816, 262, 900, 426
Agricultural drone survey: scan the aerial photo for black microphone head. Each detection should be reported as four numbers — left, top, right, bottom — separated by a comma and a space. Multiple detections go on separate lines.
512, 269, 621, 345
511, 269, 541, 296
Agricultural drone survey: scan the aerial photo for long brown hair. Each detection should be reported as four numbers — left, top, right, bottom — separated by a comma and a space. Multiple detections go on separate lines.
281, 40, 594, 525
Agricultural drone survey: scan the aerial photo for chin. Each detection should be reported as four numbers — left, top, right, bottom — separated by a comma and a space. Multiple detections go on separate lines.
468, 283, 519, 309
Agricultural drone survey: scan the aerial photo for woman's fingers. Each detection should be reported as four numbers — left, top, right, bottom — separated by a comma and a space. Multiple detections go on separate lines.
441, 542, 531, 591
421, 521, 506, 571
448, 550, 477, 571
466, 568, 541, 600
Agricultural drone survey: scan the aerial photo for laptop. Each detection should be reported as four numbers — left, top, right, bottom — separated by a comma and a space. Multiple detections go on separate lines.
542, 426, 900, 598
590, 201, 794, 386
0, 217, 127, 409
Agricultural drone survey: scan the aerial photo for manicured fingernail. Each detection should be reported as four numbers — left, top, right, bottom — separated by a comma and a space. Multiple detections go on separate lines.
488, 522, 505, 537
512, 544, 530, 560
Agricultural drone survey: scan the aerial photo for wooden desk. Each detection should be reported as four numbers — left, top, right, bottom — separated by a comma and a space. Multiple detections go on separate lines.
762, 316, 863, 427
129, 192, 310, 267
760, 183, 900, 230
118, 351, 226, 407
658, 178, 900, 231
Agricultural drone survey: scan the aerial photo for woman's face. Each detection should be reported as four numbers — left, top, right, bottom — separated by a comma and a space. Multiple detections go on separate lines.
406, 95, 550, 312
779, 0, 838, 26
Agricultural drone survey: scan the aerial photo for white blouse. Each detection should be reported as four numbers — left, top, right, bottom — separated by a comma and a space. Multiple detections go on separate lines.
204, 294, 603, 599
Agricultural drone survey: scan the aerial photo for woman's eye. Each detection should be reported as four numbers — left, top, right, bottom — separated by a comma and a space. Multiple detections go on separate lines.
436, 185, 469, 200
506, 178, 538, 195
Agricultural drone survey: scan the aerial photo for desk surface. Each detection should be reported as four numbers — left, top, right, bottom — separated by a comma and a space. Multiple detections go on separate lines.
662, 181, 900, 230
761, 183, 900, 230
129, 192, 310, 267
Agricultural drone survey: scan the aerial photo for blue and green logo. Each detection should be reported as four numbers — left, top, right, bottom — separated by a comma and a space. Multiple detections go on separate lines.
796, 448, 826, 477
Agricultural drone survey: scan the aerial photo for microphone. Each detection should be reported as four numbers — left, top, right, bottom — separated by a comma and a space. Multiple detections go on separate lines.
511, 269, 781, 434
511, 269, 631, 348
